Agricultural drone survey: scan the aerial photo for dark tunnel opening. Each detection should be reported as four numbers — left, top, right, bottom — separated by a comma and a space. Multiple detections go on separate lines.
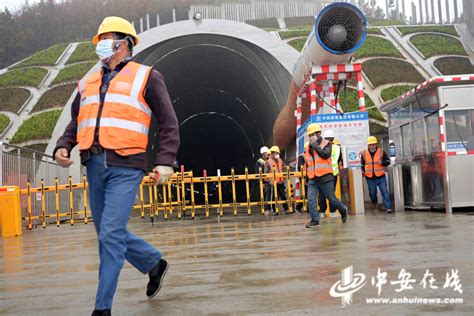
134, 34, 291, 178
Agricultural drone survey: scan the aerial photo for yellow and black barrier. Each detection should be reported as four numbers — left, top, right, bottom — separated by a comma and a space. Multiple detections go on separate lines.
1, 167, 339, 231
134, 167, 308, 220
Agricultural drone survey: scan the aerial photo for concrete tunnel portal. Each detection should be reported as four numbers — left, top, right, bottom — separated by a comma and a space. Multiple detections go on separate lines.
132, 20, 299, 175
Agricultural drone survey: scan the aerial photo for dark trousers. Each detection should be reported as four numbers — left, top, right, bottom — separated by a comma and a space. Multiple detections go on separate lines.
265, 183, 289, 211
295, 183, 308, 210
318, 175, 338, 213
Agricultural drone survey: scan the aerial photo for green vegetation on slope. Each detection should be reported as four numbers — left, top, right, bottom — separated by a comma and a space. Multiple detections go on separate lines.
434, 57, 474, 75
410, 34, 467, 58
363, 59, 424, 87
354, 36, 403, 59
67, 42, 97, 64
12, 44, 68, 69
288, 38, 306, 51
0, 114, 10, 134
0, 88, 31, 113
367, 18, 405, 26
245, 18, 279, 29
52, 62, 96, 85
0, 68, 48, 88
366, 27, 384, 35
370, 121, 388, 136
33, 83, 76, 113
279, 29, 311, 39
381, 85, 416, 102
10, 110, 62, 143
397, 25, 459, 37
338, 88, 386, 122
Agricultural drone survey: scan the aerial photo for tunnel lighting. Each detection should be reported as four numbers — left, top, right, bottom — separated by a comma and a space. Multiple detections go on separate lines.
193, 12, 202, 21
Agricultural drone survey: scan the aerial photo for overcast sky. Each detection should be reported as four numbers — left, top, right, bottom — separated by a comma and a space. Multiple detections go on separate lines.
0, 0, 464, 23
0, 0, 40, 12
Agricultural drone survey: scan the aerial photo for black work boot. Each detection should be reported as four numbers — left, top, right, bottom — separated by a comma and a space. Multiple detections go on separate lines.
341, 207, 349, 223
305, 220, 320, 228
91, 310, 111, 316
147, 259, 169, 298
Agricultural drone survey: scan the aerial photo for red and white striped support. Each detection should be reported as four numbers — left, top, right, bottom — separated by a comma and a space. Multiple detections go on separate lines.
327, 79, 336, 112
356, 71, 366, 111
317, 84, 324, 111
296, 95, 302, 128
295, 95, 303, 164
400, 75, 474, 100
448, 151, 474, 156
310, 81, 317, 115
314, 73, 352, 81
309, 63, 365, 112
439, 110, 446, 154
294, 180, 301, 200
312, 63, 362, 74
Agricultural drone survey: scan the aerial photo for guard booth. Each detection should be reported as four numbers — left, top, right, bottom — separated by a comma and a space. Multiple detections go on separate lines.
380, 75, 474, 213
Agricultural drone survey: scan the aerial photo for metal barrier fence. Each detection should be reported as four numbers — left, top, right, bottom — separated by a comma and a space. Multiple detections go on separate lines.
16, 167, 310, 229
1, 143, 72, 227
189, 1, 326, 22
0, 143, 70, 188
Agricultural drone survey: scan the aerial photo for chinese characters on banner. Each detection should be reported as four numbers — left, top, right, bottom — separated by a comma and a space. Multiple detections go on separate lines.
297, 113, 370, 167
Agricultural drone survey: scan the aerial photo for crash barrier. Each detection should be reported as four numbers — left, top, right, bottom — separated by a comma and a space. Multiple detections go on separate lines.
0, 167, 348, 233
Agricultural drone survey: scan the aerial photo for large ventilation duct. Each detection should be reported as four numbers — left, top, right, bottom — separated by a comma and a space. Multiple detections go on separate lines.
273, 2, 366, 149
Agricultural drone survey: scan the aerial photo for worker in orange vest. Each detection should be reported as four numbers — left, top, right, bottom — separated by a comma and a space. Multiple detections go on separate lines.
317, 131, 343, 218
54, 17, 179, 315
304, 123, 348, 228
264, 146, 289, 215
361, 136, 392, 213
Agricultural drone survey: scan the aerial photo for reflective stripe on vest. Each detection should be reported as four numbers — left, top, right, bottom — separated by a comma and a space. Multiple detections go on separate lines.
331, 145, 341, 176
77, 61, 152, 156
268, 158, 284, 183
304, 146, 333, 178
364, 148, 385, 177
304, 146, 315, 179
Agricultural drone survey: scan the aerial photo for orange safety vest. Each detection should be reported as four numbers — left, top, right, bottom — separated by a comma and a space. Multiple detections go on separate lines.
364, 148, 385, 177
77, 61, 152, 156
267, 158, 284, 184
303, 145, 333, 179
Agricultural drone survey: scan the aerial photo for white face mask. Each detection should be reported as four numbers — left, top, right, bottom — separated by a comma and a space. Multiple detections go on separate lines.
95, 39, 126, 63
309, 136, 317, 144
275, 154, 280, 159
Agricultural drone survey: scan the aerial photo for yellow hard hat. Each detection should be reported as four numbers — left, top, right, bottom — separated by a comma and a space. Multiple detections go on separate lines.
333, 139, 341, 145
92, 16, 139, 46
269, 145, 280, 154
367, 136, 378, 145
306, 123, 322, 135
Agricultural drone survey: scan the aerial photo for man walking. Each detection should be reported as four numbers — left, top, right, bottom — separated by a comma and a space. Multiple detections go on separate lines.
54, 16, 179, 315
318, 131, 343, 218
304, 124, 348, 228
361, 136, 393, 213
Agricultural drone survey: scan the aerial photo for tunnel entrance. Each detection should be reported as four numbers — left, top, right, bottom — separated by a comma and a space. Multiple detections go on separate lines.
134, 34, 291, 176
